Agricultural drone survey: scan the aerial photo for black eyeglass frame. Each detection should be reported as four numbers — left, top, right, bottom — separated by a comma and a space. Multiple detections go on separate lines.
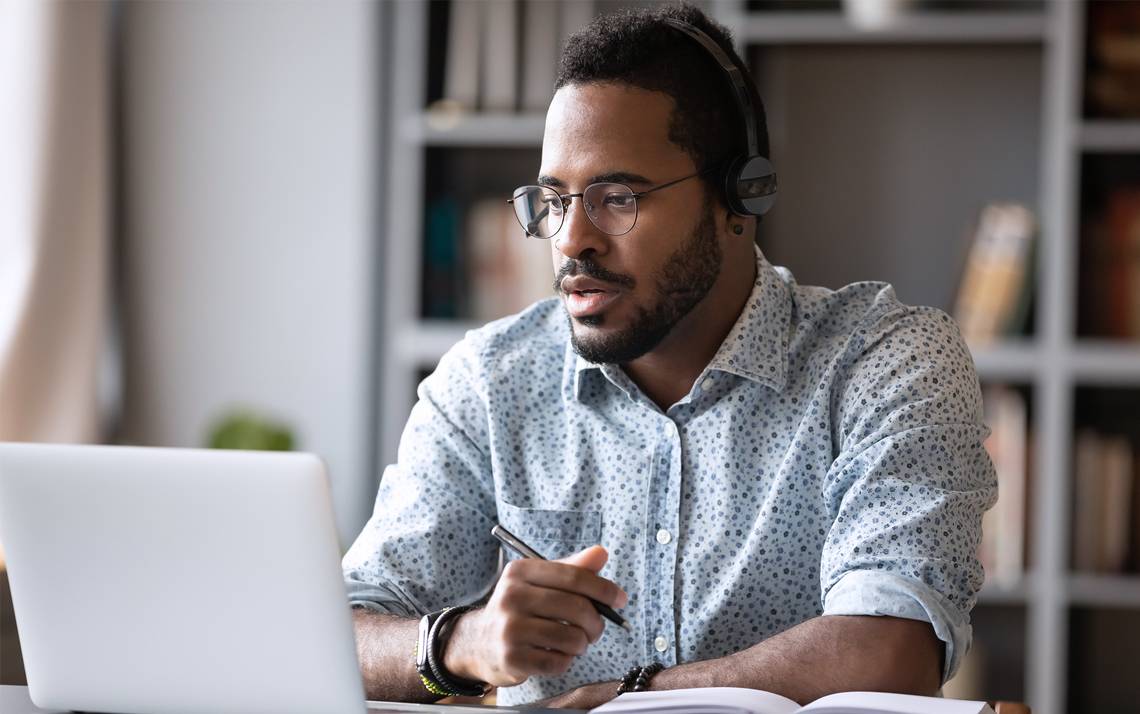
506, 165, 719, 239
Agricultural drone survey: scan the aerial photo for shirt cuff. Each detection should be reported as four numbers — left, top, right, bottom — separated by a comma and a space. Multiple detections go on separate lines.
344, 578, 422, 618
821, 569, 971, 684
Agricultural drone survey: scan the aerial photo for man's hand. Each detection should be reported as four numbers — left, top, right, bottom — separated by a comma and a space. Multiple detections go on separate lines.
443, 545, 628, 687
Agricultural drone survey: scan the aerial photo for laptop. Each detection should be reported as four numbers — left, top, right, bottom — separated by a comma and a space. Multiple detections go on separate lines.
0, 443, 371, 714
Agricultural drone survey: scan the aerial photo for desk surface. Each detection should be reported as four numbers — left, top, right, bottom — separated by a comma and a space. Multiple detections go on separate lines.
0, 685, 580, 714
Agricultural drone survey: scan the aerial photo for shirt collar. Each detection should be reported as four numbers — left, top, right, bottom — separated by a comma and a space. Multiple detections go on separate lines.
704, 247, 791, 392
565, 246, 791, 401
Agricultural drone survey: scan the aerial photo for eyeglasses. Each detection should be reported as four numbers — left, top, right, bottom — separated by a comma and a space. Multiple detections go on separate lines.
507, 168, 713, 239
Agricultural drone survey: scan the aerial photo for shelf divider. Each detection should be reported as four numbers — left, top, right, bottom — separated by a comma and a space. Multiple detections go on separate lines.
1068, 341, 1140, 384
403, 112, 546, 147
1078, 120, 1140, 152
1068, 574, 1140, 609
735, 11, 1046, 45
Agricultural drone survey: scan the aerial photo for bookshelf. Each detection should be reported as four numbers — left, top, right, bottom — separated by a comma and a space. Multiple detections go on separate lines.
376, 3, 1140, 713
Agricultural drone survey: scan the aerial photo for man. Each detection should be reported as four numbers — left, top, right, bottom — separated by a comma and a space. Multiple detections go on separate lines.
343, 3, 996, 708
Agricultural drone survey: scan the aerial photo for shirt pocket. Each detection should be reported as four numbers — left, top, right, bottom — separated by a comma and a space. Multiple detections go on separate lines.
496, 499, 603, 561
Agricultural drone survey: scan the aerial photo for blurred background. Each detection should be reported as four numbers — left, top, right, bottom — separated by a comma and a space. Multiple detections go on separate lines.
1, 1, 1139, 712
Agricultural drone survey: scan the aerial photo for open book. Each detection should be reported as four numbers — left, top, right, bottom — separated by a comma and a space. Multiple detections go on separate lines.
591, 687, 995, 714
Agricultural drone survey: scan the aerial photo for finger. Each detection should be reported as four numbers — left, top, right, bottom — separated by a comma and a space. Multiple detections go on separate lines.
522, 586, 606, 643
507, 558, 628, 609
522, 643, 579, 675
558, 544, 608, 572
497, 578, 605, 644
517, 616, 591, 656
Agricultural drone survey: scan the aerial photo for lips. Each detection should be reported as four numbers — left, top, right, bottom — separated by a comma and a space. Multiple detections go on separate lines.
561, 276, 623, 319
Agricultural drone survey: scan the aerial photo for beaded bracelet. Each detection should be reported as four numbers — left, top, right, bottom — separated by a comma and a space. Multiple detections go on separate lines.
616, 661, 664, 694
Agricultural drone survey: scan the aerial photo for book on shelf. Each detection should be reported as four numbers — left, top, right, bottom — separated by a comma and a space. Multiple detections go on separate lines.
466, 197, 555, 321
1132, 436, 1140, 572
481, 0, 518, 113
424, 197, 464, 319
979, 385, 1028, 586
1079, 187, 1140, 339
521, 0, 561, 112
1072, 428, 1137, 573
434, 0, 585, 115
1103, 435, 1134, 572
1085, 0, 1140, 118
441, 0, 482, 111
1107, 188, 1140, 339
590, 687, 994, 714
952, 203, 1035, 346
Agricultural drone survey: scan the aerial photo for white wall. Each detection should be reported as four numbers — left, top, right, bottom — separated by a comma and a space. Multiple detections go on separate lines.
120, 0, 379, 548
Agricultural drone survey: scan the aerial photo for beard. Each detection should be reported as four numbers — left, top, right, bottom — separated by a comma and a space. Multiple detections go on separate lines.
560, 204, 722, 364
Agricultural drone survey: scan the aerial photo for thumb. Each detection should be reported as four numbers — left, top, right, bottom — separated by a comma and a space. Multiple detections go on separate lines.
557, 544, 608, 573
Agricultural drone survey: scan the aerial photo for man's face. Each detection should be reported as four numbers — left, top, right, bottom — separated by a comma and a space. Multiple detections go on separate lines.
540, 83, 723, 364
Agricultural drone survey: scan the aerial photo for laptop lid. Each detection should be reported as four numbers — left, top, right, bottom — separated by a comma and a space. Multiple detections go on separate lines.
0, 443, 367, 714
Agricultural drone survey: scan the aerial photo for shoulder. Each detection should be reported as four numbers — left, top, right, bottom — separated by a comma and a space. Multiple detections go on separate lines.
773, 264, 967, 361
463, 298, 567, 359
776, 265, 904, 335
438, 299, 568, 388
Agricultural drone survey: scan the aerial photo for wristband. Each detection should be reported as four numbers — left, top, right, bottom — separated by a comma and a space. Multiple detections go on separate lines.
415, 606, 487, 698
616, 661, 664, 694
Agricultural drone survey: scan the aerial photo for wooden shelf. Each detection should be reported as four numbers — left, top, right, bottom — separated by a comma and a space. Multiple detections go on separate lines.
401, 112, 546, 147
734, 11, 1046, 45
1068, 573, 1140, 608
1078, 120, 1140, 152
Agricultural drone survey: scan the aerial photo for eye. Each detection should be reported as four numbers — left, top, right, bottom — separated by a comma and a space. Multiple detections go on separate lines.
603, 192, 635, 209
542, 194, 564, 213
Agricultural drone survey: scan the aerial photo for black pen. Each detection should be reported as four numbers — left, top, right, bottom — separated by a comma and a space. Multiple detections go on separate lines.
490, 524, 633, 632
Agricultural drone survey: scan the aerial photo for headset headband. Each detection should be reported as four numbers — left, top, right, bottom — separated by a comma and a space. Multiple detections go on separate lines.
662, 18, 760, 161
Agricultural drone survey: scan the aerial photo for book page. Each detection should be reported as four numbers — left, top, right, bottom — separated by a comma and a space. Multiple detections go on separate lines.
591, 687, 801, 714
800, 691, 993, 714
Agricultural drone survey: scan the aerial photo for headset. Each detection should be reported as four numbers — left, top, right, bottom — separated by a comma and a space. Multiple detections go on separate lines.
663, 18, 778, 218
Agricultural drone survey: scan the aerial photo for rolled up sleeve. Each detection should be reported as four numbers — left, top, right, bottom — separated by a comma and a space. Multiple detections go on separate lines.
342, 334, 500, 617
820, 307, 998, 683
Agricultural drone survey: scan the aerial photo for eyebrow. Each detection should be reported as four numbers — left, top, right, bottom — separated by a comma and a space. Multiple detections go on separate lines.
536, 171, 654, 189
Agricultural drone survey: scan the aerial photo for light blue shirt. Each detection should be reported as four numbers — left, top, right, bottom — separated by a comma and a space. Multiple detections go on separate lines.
343, 249, 997, 705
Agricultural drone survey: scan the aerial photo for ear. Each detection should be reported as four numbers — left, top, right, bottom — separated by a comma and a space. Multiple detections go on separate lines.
725, 215, 758, 243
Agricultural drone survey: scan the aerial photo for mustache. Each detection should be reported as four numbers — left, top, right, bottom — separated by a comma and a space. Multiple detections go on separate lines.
553, 258, 636, 292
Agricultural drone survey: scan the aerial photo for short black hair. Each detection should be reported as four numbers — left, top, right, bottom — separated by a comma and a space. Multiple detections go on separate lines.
555, 3, 769, 208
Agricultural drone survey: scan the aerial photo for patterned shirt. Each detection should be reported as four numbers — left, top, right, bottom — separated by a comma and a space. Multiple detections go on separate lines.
343, 248, 997, 705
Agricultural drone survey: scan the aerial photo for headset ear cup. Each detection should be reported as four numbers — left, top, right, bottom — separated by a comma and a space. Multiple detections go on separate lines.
730, 155, 777, 217
722, 155, 748, 216
734, 152, 779, 214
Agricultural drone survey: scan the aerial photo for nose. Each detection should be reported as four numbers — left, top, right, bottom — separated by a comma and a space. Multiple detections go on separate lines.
554, 195, 609, 261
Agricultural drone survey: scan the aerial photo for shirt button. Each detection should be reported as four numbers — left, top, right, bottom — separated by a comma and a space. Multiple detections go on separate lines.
701, 378, 715, 390
656, 529, 672, 545
654, 636, 668, 652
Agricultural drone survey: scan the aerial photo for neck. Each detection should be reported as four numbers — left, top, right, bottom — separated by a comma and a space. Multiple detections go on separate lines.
622, 248, 757, 411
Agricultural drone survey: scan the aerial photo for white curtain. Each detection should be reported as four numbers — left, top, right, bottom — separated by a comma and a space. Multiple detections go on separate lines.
0, 0, 113, 448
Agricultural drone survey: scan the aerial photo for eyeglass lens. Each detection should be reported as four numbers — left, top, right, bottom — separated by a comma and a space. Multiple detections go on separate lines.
511, 183, 638, 238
